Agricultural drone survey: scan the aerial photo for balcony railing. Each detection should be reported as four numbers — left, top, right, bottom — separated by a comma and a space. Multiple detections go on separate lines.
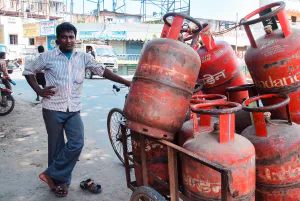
117, 54, 140, 64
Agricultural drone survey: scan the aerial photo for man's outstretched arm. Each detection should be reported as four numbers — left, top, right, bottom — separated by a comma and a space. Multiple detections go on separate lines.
85, 54, 131, 87
102, 68, 131, 87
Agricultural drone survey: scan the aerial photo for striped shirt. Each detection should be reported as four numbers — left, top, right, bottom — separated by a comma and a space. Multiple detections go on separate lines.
23, 47, 105, 112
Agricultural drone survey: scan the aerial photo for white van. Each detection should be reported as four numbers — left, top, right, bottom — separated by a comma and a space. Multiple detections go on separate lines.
75, 43, 118, 79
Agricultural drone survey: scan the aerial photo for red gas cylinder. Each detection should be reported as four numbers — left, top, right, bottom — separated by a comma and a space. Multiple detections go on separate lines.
178, 94, 227, 146
124, 13, 202, 140
241, 2, 300, 124
131, 131, 169, 195
196, 24, 248, 103
241, 94, 300, 201
226, 84, 258, 134
181, 102, 256, 200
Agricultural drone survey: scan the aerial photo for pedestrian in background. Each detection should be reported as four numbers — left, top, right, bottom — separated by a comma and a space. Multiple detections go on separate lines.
35, 45, 46, 101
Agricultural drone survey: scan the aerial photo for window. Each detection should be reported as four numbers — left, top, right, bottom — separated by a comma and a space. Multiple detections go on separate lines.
10, 0, 15, 9
225, 22, 230, 29
29, 38, 35, 46
292, 16, 297, 23
9, 34, 18, 45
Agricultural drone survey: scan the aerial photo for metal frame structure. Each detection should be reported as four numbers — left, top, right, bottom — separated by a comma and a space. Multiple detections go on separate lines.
120, 121, 234, 201
113, 0, 126, 13
131, 0, 190, 22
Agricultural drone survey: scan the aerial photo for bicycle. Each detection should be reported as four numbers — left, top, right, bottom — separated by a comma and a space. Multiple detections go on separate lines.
107, 84, 131, 165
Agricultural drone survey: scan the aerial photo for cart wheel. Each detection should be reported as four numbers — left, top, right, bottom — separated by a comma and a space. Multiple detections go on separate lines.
130, 186, 166, 201
107, 108, 132, 165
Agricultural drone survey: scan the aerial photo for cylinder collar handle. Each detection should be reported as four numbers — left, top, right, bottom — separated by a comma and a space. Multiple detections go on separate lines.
191, 102, 242, 143
242, 94, 291, 137
240, 1, 291, 48
191, 94, 227, 128
161, 12, 203, 40
199, 23, 216, 51
226, 84, 257, 101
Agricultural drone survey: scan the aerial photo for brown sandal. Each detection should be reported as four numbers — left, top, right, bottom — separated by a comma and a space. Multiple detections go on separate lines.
55, 184, 68, 197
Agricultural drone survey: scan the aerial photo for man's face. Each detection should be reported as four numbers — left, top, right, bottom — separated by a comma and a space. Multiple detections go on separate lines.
57, 31, 75, 53
2, 54, 6, 59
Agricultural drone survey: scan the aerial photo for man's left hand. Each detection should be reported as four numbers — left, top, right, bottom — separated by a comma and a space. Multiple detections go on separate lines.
125, 80, 131, 87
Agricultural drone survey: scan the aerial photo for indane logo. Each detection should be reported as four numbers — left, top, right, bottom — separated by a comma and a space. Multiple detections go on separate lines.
254, 73, 300, 89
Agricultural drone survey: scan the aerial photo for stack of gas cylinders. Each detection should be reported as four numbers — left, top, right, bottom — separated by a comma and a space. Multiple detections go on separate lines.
124, 1, 300, 200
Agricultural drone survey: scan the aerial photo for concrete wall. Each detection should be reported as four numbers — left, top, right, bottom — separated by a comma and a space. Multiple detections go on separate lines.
0, 16, 37, 57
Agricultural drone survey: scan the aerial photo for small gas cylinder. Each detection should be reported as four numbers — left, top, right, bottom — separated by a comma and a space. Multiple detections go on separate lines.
241, 94, 300, 201
241, 2, 300, 124
131, 131, 169, 195
178, 94, 227, 146
196, 24, 248, 103
124, 13, 202, 140
181, 102, 256, 201
226, 84, 258, 134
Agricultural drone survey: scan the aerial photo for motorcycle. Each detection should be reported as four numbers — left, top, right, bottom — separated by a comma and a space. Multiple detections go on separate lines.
0, 74, 15, 116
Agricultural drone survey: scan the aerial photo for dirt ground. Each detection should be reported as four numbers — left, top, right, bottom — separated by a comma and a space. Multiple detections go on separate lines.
0, 99, 131, 201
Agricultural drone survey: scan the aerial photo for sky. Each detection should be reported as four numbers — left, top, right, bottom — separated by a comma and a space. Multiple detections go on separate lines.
70, 0, 260, 22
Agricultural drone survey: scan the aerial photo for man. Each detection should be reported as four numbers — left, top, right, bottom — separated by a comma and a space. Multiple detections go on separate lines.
35, 45, 46, 101
23, 22, 130, 197
87, 46, 95, 59
0, 52, 11, 90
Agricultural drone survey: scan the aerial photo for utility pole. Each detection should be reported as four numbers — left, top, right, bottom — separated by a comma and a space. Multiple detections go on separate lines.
70, 0, 74, 22
83, 0, 84, 14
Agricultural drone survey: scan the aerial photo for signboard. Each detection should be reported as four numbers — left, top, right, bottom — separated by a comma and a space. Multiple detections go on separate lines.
47, 35, 57, 50
7, 17, 16, 23
23, 23, 40, 38
79, 30, 127, 40
36, 36, 47, 47
40, 21, 56, 36
0, 25, 4, 44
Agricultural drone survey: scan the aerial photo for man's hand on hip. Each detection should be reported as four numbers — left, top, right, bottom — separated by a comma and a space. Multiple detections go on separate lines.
38, 86, 56, 99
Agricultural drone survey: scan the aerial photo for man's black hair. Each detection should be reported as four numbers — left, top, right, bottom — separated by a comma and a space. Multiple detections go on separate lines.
56, 22, 77, 37
0, 52, 6, 59
38, 45, 44, 53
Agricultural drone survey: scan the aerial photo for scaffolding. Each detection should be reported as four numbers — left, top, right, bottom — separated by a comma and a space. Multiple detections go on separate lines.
112, 0, 126, 13
131, 0, 190, 22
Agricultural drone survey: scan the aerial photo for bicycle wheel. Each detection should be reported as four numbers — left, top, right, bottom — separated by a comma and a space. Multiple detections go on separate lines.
107, 108, 131, 164
130, 186, 166, 201
0, 94, 15, 116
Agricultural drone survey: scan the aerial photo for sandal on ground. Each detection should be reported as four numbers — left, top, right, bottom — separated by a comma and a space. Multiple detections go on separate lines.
80, 179, 102, 194
55, 184, 68, 197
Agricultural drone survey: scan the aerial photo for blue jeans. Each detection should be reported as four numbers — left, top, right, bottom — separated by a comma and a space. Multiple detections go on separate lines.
42, 108, 84, 185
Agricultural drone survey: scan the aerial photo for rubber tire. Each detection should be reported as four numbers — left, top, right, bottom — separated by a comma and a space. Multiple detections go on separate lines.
85, 69, 93, 79
130, 186, 166, 201
107, 108, 127, 164
0, 94, 15, 116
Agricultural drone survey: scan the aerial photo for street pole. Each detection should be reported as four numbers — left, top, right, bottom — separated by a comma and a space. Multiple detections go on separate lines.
70, 0, 74, 23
